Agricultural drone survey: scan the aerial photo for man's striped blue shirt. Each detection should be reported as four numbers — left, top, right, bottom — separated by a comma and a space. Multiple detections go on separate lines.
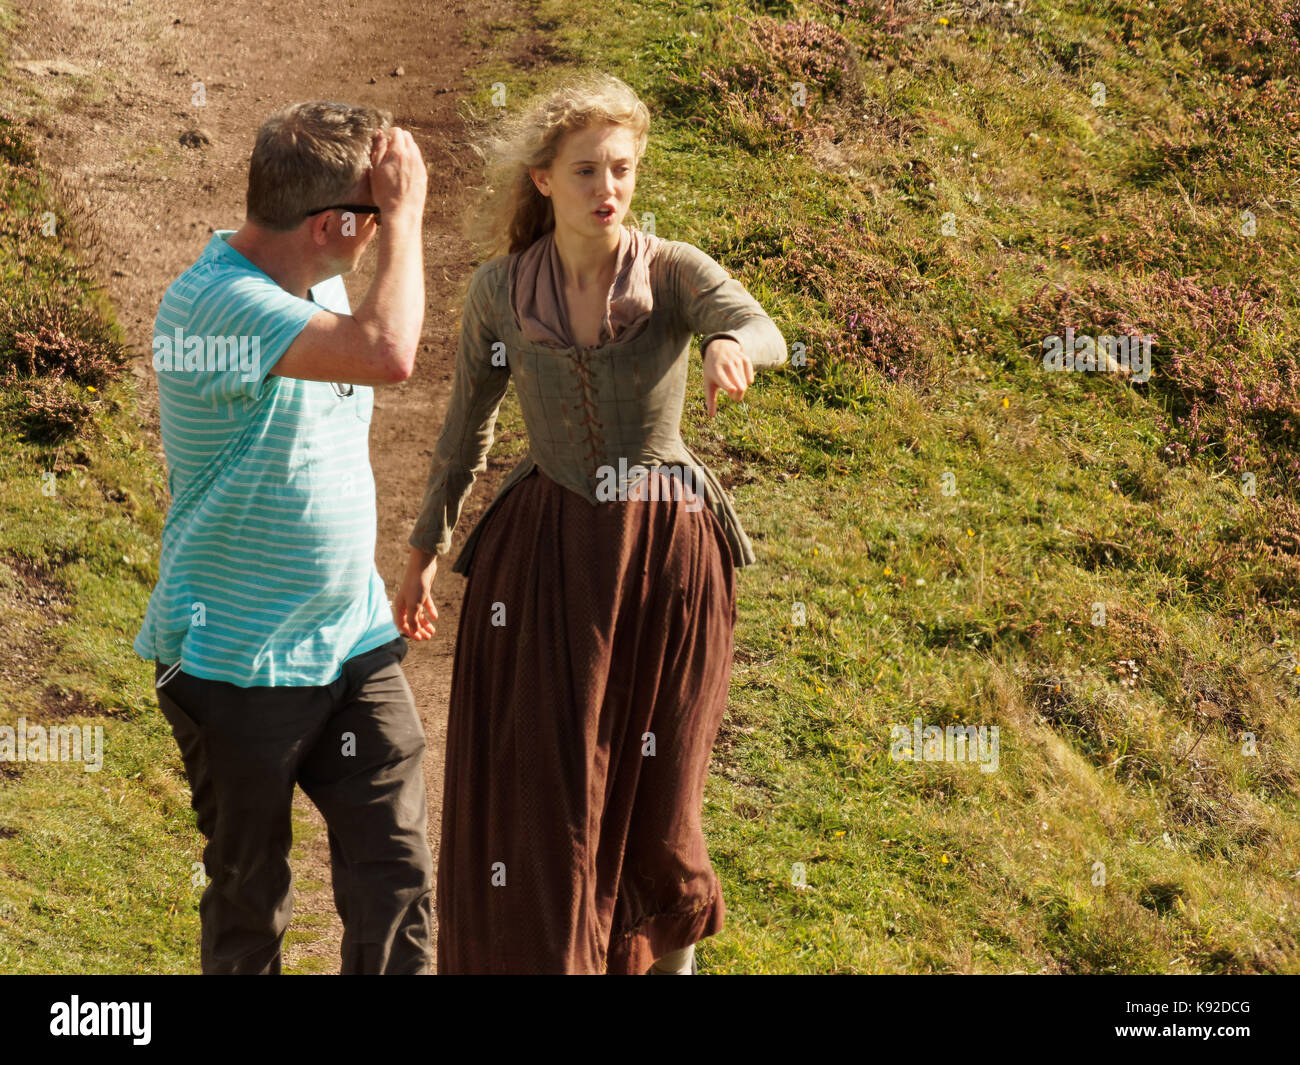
133, 230, 400, 686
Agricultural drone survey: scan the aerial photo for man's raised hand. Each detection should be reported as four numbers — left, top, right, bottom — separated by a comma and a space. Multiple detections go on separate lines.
369, 127, 427, 219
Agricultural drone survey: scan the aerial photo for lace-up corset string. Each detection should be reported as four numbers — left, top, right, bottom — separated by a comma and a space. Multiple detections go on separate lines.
572, 345, 606, 483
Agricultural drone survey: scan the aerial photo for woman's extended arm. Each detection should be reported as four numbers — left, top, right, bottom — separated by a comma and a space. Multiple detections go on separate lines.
671, 241, 788, 370
395, 262, 510, 638
667, 241, 786, 416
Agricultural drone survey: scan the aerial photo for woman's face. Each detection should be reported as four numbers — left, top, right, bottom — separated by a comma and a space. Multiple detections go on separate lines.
531, 122, 639, 241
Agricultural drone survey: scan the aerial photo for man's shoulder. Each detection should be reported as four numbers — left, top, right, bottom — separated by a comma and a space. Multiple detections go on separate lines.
161, 247, 257, 311
158, 250, 312, 333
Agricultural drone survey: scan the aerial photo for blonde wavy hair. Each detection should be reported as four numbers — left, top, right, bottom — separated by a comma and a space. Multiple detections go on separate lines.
450, 72, 650, 306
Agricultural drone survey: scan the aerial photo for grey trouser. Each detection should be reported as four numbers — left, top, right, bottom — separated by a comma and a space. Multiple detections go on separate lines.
154, 635, 433, 974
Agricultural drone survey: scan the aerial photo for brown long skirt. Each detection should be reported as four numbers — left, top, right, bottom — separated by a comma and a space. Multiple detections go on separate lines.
435, 466, 738, 974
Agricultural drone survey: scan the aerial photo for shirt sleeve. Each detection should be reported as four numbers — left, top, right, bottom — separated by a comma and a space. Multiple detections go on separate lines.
179, 272, 322, 406
667, 241, 787, 369
409, 261, 512, 556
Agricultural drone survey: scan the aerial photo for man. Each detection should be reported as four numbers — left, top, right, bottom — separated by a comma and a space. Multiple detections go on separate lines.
134, 101, 431, 974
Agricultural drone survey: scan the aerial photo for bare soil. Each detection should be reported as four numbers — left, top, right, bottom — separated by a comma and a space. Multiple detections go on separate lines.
9, 0, 537, 972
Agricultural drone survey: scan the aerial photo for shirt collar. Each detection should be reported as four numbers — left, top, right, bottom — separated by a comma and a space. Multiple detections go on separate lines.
204, 229, 326, 303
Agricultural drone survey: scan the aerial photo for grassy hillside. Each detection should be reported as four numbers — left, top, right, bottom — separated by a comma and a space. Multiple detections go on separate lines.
462, 0, 1300, 971
0, 40, 203, 969
2, 0, 1296, 974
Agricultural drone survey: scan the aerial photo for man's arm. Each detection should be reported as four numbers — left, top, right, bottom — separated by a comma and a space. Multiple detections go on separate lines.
273, 127, 427, 385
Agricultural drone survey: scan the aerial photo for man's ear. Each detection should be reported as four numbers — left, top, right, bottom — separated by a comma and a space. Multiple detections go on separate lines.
308, 212, 332, 247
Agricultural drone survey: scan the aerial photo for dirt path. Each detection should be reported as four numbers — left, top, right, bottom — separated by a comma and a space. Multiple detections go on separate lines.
10, 0, 535, 972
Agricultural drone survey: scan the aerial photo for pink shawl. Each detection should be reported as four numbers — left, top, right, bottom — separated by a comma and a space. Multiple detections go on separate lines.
508, 225, 661, 349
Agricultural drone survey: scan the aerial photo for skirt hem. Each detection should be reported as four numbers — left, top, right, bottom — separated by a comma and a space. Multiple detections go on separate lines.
605, 886, 726, 975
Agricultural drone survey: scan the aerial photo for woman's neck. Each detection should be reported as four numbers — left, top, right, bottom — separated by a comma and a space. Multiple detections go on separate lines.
551, 224, 622, 292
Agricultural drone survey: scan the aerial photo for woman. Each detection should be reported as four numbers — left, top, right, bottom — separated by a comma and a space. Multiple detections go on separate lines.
393, 73, 786, 974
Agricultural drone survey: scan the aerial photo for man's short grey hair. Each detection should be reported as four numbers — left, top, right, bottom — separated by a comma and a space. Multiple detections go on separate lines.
246, 101, 393, 231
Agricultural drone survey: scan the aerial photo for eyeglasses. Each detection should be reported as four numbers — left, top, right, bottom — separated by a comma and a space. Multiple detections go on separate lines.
305, 204, 382, 226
